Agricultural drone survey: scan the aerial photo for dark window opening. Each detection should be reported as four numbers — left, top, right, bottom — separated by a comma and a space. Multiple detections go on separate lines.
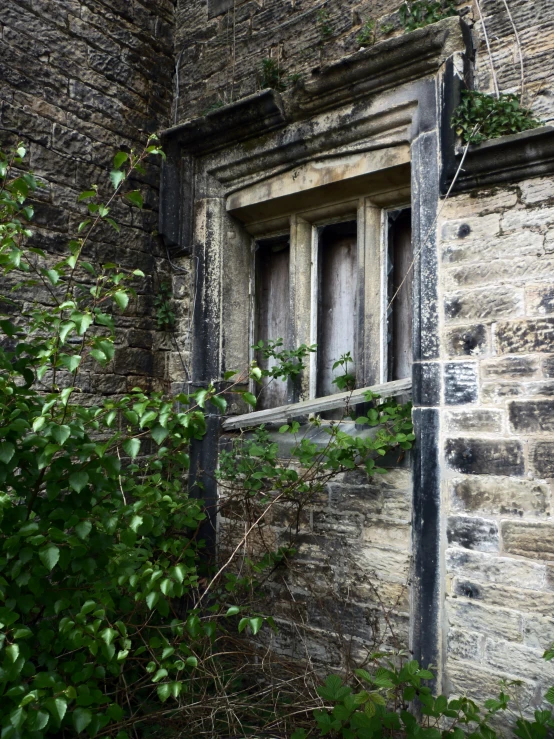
316, 220, 358, 418
387, 208, 413, 381
255, 236, 290, 410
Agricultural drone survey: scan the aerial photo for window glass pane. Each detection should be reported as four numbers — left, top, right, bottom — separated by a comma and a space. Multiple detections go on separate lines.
255, 237, 290, 409
316, 221, 358, 411
387, 208, 413, 381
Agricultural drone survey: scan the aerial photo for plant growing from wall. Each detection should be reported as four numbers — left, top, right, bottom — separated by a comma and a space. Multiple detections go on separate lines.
399, 0, 458, 32
452, 89, 541, 143
317, 8, 334, 42
154, 281, 175, 331
357, 18, 377, 48
259, 57, 287, 92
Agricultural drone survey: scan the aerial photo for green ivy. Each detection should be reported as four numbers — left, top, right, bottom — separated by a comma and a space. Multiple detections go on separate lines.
451, 90, 542, 144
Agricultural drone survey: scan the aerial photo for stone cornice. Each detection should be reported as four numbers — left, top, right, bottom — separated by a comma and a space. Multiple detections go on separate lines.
446, 126, 554, 194
161, 16, 468, 154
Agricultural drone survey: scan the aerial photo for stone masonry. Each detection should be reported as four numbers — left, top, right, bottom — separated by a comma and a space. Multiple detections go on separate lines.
0, 0, 185, 401
440, 180, 554, 706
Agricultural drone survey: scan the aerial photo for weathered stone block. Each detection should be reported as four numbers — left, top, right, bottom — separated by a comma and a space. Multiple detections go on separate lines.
446, 258, 554, 289
361, 520, 411, 550
481, 356, 540, 379
444, 362, 478, 405
484, 638, 554, 683
450, 476, 550, 517
444, 287, 524, 322
452, 578, 554, 613
447, 599, 522, 641
445, 410, 504, 434
481, 381, 524, 403
526, 284, 554, 316
531, 442, 554, 477
447, 515, 499, 552
495, 318, 554, 354
542, 355, 554, 377
445, 323, 489, 357
502, 521, 554, 560
313, 510, 363, 538
441, 230, 543, 264
441, 214, 501, 242
502, 206, 554, 231
445, 438, 524, 476
523, 614, 554, 650
520, 177, 554, 204
447, 661, 535, 706
445, 548, 546, 589
447, 627, 483, 661
509, 399, 554, 432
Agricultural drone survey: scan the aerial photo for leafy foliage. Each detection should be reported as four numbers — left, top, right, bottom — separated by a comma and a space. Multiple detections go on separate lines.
259, 58, 287, 92
357, 18, 376, 47
317, 8, 334, 41
399, 0, 458, 32
290, 646, 554, 739
451, 90, 542, 144
154, 281, 175, 331
0, 141, 266, 737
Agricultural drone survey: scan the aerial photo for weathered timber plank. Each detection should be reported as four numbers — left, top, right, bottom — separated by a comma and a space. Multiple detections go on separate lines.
221, 378, 412, 430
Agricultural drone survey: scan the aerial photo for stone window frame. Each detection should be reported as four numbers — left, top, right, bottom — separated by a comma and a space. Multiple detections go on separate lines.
225, 145, 412, 407
160, 16, 470, 690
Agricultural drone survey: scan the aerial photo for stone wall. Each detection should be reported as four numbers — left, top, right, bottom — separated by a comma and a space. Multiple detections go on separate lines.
0, 0, 183, 398
219, 463, 413, 669
174, 0, 554, 124
439, 177, 554, 707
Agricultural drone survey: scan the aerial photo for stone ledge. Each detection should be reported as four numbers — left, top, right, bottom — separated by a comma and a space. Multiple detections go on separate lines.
162, 16, 467, 150
446, 126, 554, 194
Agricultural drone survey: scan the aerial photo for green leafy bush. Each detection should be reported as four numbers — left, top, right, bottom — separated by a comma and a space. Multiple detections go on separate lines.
0, 141, 259, 737
452, 90, 541, 144
292, 649, 554, 739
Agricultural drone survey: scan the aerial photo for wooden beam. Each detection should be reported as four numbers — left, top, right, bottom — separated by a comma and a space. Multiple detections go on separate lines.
221, 378, 412, 431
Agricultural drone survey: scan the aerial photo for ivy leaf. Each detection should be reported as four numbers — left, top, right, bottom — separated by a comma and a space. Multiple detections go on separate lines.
114, 291, 129, 311
249, 617, 263, 635
0, 441, 15, 464
124, 190, 143, 209
69, 470, 89, 493
123, 438, 140, 459
78, 190, 96, 201
39, 545, 60, 571
73, 707, 92, 734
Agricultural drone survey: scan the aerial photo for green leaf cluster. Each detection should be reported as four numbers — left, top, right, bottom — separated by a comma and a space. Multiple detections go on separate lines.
399, 0, 458, 32
451, 90, 541, 144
